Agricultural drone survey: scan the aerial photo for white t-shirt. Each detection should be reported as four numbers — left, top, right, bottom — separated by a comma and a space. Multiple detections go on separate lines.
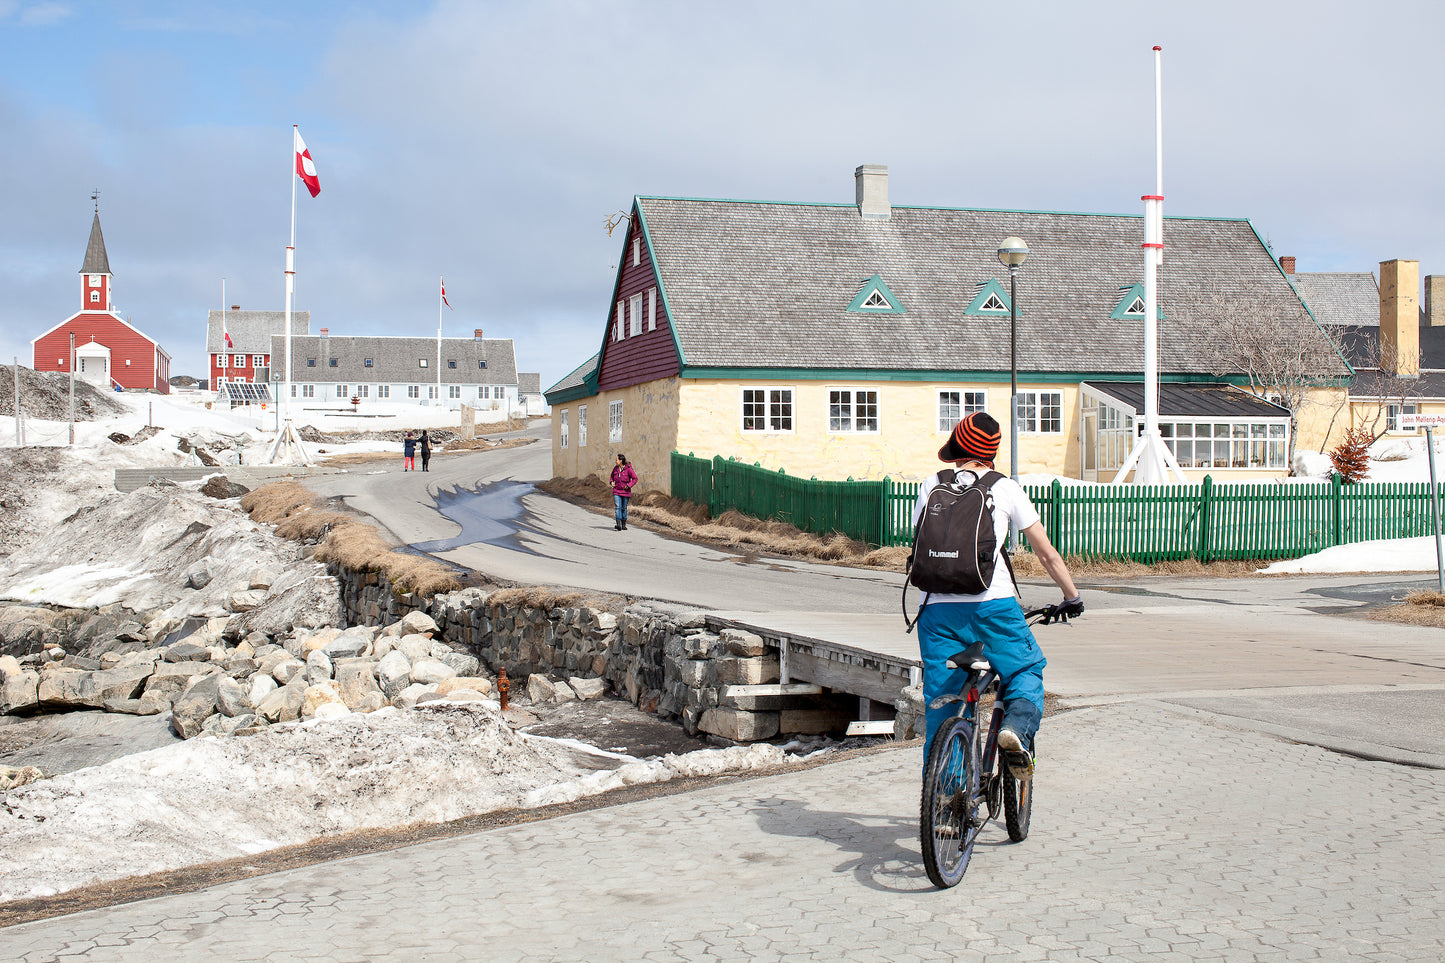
910, 469, 1041, 604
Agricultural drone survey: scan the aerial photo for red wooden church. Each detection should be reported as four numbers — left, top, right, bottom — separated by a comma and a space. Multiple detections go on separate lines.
32, 212, 171, 393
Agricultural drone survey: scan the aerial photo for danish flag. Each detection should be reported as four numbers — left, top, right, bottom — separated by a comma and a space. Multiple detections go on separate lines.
441, 277, 452, 309
294, 127, 320, 198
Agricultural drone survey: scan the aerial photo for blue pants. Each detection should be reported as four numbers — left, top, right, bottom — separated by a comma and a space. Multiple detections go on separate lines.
613, 494, 630, 524
917, 597, 1046, 759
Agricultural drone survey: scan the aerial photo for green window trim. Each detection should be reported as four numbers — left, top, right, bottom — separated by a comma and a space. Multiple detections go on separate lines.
964, 278, 1012, 316
845, 275, 906, 314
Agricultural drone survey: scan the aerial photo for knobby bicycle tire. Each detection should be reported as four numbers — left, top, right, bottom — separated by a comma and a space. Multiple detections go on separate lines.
919, 717, 981, 889
1001, 760, 1032, 841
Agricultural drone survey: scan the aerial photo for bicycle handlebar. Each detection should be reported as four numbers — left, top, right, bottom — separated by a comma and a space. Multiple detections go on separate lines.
1024, 601, 1084, 626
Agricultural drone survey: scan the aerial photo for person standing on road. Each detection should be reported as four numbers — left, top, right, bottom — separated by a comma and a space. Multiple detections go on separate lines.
419, 430, 432, 472
610, 453, 638, 531
912, 411, 1083, 780
402, 431, 416, 472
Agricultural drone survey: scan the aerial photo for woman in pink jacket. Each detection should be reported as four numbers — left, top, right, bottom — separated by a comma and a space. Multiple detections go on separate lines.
610, 453, 638, 530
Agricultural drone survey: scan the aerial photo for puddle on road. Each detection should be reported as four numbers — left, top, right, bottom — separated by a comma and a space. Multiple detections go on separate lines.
409, 481, 542, 555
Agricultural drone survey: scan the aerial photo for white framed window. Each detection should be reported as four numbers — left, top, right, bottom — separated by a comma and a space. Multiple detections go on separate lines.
290, 384, 297, 397
647, 288, 657, 331
359, 385, 369, 398
1160, 421, 1287, 469
742, 387, 794, 433
449, 385, 460, 399
937, 389, 987, 431
630, 294, 643, 337
252, 355, 264, 367
233, 354, 245, 367
338, 384, 348, 397
408, 385, 420, 399
1017, 391, 1063, 434
90, 290, 100, 303
632, 238, 641, 266
364, 358, 374, 368
615, 300, 625, 341
609, 400, 624, 443
218, 354, 228, 368
419, 358, 428, 368
828, 388, 880, 433
579, 404, 588, 447
302, 384, 315, 398
377, 385, 390, 399
560, 410, 569, 449
479, 386, 490, 400
1386, 403, 1419, 432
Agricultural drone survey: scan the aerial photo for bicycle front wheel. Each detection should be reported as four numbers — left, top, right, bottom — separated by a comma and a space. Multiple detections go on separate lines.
919, 717, 982, 889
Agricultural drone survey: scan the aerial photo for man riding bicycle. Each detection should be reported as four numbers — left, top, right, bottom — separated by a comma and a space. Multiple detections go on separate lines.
913, 411, 1084, 778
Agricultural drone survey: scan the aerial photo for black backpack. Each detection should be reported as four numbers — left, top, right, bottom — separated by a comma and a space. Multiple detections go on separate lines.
902, 469, 1016, 631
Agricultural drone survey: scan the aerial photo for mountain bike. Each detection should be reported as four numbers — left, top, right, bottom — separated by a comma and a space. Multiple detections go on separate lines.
918, 605, 1071, 889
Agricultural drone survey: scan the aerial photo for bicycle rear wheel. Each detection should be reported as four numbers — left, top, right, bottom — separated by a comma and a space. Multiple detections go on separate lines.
919, 717, 982, 889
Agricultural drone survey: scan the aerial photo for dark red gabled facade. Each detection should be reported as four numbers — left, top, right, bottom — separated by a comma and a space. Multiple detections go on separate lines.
596, 206, 680, 391
31, 212, 171, 393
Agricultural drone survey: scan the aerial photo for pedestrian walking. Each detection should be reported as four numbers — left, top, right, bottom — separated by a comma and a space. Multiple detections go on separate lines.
610, 453, 638, 530
419, 430, 431, 472
402, 431, 416, 472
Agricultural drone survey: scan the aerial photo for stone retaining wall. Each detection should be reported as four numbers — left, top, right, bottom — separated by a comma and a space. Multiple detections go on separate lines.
330, 566, 868, 743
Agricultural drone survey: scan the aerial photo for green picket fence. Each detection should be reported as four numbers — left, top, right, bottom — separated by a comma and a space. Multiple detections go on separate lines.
676, 450, 1445, 563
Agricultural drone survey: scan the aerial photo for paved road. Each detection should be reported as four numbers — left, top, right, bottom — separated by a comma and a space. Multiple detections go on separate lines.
8, 700, 1442, 961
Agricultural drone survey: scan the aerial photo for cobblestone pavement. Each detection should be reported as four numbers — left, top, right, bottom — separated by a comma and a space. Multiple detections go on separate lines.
7, 701, 1443, 962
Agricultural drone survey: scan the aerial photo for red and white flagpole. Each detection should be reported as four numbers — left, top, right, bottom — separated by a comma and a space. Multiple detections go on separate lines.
271, 125, 318, 465
437, 276, 443, 403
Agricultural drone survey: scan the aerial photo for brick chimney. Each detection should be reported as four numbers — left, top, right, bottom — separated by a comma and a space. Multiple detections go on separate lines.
1379, 259, 1420, 378
230, 304, 240, 310
319, 327, 328, 338
474, 328, 484, 340
1425, 275, 1445, 327
855, 164, 890, 219
1279, 256, 1295, 274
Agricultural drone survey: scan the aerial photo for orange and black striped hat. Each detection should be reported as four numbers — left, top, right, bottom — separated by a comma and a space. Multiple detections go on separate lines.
939, 411, 1001, 463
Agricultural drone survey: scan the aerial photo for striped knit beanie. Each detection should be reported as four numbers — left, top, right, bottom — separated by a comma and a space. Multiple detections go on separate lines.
938, 411, 1001, 464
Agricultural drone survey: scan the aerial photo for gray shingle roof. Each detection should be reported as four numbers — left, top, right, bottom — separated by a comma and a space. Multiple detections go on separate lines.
546, 352, 598, 395
517, 372, 541, 394
208, 310, 311, 354
1330, 323, 1445, 399
1290, 272, 1378, 326
636, 197, 1349, 377
79, 213, 111, 275
274, 335, 518, 385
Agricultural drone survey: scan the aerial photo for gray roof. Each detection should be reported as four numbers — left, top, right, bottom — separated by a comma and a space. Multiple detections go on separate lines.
636, 197, 1349, 377
79, 213, 111, 275
274, 335, 518, 385
517, 372, 541, 394
208, 310, 310, 354
1084, 381, 1290, 419
546, 352, 598, 395
1330, 323, 1445, 400
1290, 272, 1378, 326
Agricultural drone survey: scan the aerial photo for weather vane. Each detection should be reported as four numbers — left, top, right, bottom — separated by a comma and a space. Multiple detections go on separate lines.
91, 189, 100, 213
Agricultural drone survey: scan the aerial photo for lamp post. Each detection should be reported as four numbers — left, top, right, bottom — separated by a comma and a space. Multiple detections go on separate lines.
997, 236, 1029, 480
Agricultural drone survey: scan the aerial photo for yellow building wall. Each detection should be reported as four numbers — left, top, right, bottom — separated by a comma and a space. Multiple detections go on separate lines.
550, 378, 681, 491
675, 379, 1080, 484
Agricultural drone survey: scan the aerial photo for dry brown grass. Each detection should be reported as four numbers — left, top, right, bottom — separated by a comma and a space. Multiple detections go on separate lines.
1009, 552, 1266, 580
484, 586, 588, 610
242, 481, 460, 598
1369, 590, 1445, 628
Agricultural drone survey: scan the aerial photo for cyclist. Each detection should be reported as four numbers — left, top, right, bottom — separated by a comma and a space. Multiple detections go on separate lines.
913, 411, 1083, 779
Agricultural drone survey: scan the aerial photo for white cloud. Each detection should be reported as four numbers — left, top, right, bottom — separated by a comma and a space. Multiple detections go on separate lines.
18, 2, 70, 26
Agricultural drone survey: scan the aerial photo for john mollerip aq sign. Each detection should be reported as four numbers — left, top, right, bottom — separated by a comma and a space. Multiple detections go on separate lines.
1400, 412, 1445, 429
1399, 412, 1445, 591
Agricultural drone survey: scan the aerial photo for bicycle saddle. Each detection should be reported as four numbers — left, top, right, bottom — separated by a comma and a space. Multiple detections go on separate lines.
946, 642, 990, 671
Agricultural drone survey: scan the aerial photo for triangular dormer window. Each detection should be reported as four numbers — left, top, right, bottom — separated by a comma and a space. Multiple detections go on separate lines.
1109, 282, 1166, 320
964, 278, 1011, 316
847, 275, 906, 314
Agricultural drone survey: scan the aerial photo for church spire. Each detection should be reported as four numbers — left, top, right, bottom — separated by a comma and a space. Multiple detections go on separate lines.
80, 210, 111, 276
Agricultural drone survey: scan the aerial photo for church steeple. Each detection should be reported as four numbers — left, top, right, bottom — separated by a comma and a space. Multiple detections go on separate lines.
79, 206, 113, 312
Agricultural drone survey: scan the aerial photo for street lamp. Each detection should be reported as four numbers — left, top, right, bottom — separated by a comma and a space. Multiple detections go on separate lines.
997, 236, 1029, 481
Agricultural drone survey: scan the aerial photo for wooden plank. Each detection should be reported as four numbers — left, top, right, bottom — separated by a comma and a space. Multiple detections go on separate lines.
783, 647, 908, 705
720, 683, 823, 698
845, 720, 896, 737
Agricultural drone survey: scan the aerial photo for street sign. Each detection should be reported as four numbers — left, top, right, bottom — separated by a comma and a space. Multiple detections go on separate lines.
1400, 412, 1445, 429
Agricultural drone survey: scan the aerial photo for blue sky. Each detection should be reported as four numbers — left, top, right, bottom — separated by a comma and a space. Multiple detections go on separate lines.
3, 0, 1443, 390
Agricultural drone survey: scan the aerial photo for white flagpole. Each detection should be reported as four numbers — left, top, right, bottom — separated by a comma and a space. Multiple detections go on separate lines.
437, 276, 443, 405
270, 125, 310, 465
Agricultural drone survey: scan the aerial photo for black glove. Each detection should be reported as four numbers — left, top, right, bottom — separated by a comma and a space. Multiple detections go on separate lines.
1046, 596, 1085, 624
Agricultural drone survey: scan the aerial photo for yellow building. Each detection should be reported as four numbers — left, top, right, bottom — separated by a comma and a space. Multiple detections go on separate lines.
547, 166, 1351, 491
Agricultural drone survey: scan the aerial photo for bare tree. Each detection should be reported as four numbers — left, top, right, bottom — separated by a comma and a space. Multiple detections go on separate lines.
1199, 291, 1351, 469
1335, 333, 1426, 441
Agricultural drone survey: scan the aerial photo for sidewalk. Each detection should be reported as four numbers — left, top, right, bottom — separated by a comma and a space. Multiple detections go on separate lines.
8, 701, 1442, 962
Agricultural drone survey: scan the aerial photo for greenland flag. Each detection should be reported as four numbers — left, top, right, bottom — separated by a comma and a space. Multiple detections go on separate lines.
294, 126, 320, 198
